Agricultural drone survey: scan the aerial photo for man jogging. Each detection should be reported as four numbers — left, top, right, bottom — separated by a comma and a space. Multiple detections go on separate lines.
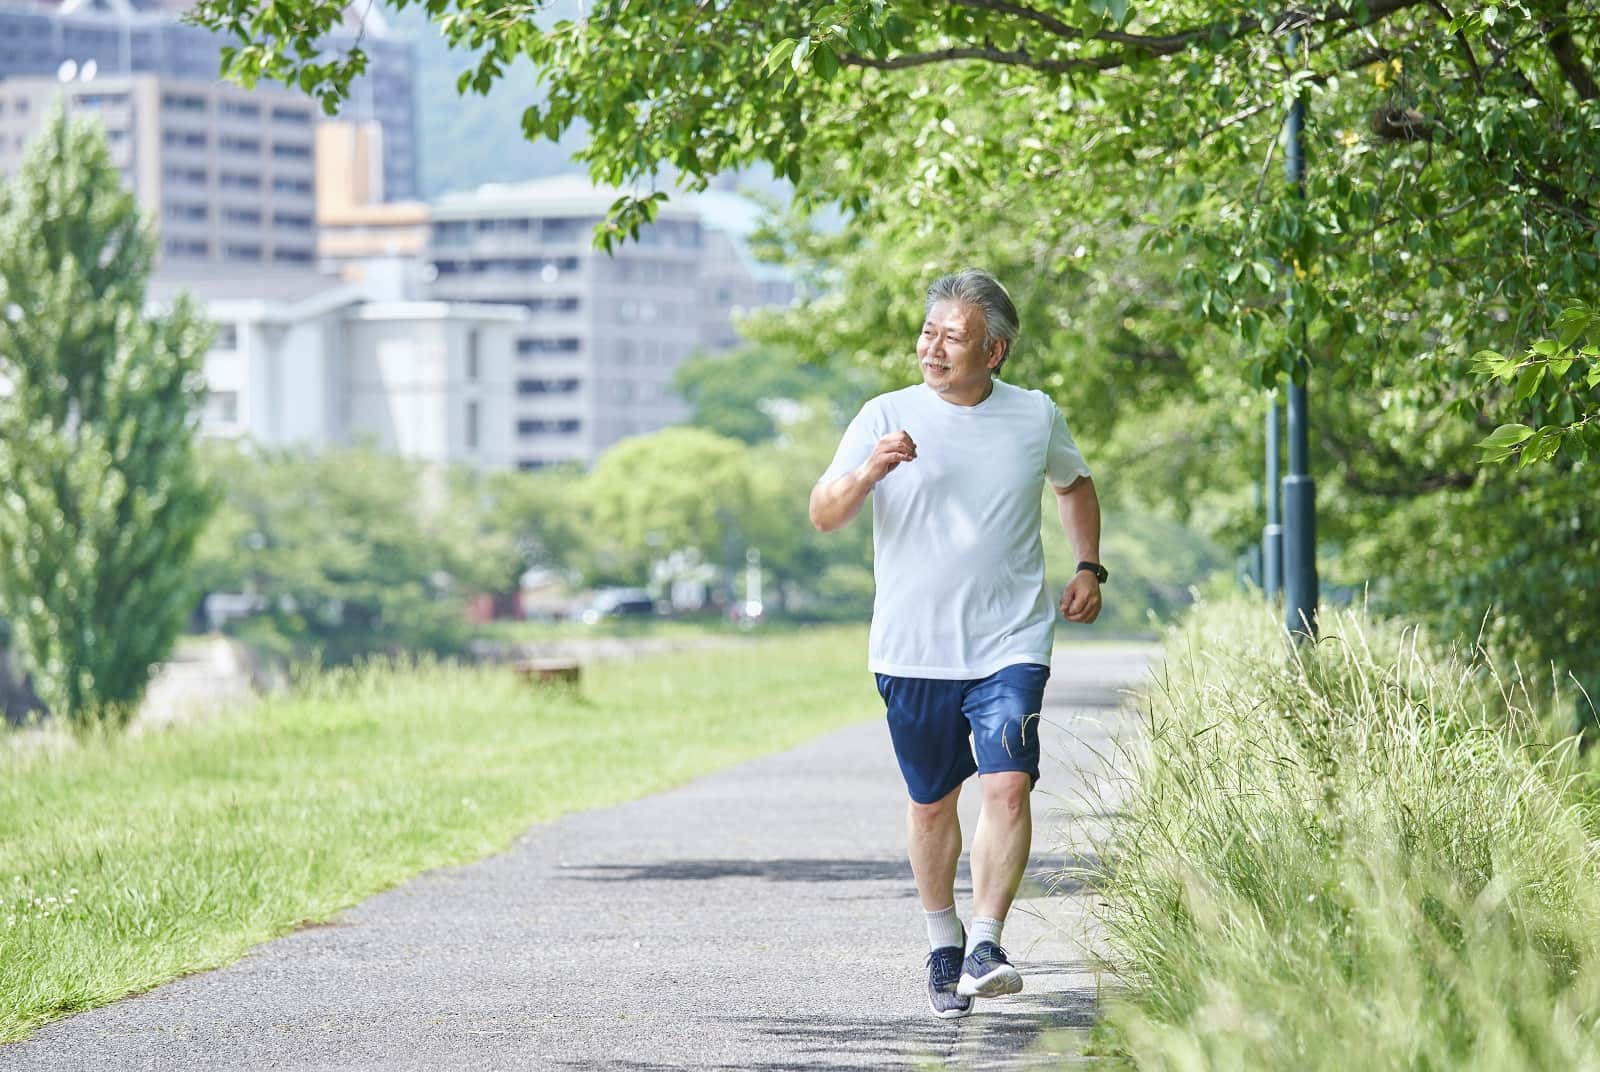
808, 268, 1104, 1019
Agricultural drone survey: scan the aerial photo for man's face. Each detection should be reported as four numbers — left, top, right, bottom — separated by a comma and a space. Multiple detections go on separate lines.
917, 299, 1003, 399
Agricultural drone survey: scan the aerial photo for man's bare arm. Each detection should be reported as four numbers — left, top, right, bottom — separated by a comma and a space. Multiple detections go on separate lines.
1054, 476, 1103, 623
809, 431, 918, 533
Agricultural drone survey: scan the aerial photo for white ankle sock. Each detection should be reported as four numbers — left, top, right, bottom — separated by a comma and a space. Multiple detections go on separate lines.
925, 904, 965, 951
967, 916, 1004, 952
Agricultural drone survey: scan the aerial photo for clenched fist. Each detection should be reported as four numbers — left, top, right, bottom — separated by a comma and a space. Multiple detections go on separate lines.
859, 430, 918, 483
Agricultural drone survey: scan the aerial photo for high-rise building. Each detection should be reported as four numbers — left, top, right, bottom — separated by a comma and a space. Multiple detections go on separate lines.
0, 0, 418, 200
0, 73, 319, 272
423, 175, 795, 471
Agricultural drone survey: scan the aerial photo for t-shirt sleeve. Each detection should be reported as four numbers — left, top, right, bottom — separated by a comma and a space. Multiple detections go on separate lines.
818, 400, 883, 485
1045, 403, 1093, 488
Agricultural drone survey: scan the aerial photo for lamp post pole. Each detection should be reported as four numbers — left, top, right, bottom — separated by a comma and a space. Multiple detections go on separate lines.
1281, 40, 1319, 640
1263, 393, 1283, 599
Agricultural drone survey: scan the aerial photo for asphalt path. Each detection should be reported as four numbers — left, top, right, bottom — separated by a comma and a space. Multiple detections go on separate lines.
1, 642, 1154, 1072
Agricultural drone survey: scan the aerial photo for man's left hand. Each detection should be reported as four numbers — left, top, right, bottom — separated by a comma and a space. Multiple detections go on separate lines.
1059, 573, 1101, 624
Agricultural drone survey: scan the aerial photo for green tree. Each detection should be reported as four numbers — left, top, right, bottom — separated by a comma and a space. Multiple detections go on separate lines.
581, 427, 755, 584
0, 107, 217, 728
193, 444, 509, 663
672, 343, 871, 444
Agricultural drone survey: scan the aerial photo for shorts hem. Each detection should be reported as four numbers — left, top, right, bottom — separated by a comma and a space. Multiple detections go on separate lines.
868, 654, 1050, 681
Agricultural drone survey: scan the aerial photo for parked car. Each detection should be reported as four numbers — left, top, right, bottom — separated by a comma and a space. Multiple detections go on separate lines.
574, 588, 658, 625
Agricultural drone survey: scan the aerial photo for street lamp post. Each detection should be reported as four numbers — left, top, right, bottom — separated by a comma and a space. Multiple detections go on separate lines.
1281, 43, 1319, 640
1263, 393, 1283, 599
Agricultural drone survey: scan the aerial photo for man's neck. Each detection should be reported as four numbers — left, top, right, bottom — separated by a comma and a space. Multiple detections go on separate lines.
934, 378, 996, 407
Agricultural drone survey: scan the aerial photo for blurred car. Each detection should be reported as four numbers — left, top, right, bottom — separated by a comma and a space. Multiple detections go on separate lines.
575, 587, 659, 625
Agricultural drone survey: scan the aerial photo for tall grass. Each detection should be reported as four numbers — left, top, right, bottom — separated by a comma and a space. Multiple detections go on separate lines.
0, 626, 873, 1042
1091, 598, 1600, 1069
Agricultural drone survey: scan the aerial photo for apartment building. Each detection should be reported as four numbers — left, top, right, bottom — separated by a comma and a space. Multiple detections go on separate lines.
0, 0, 418, 199
424, 175, 795, 471
148, 272, 526, 469
0, 72, 319, 272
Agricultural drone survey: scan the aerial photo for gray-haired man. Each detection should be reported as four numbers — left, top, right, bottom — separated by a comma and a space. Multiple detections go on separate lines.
809, 269, 1104, 1018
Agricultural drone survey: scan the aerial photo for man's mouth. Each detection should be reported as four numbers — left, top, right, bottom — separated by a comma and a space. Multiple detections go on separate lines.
923, 361, 950, 372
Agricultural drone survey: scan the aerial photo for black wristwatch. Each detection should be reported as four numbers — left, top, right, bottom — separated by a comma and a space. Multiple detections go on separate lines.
1076, 561, 1108, 584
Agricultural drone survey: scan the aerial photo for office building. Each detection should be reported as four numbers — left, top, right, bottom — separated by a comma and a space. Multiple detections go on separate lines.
0, 0, 418, 199
0, 72, 319, 271
424, 175, 795, 470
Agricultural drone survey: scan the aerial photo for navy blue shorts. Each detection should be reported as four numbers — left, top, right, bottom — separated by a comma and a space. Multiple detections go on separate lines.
874, 663, 1051, 805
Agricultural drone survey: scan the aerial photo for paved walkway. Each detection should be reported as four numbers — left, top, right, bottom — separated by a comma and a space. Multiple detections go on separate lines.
1, 644, 1153, 1071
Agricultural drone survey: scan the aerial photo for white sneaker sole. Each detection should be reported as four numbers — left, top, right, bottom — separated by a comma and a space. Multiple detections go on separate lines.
957, 966, 1023, 997
928, 993, 974, 1019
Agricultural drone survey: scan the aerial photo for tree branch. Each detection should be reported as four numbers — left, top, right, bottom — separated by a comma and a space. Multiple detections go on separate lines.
851, 0, 1433, 79
1546, 17, 1600, 100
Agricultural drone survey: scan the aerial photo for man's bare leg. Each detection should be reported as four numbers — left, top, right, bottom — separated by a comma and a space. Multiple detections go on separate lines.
958, 770, 1031, 997
906, 782, 963, 910
969, 771, 1032, 920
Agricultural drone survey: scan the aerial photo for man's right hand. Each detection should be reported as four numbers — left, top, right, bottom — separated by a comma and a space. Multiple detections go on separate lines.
859, 431, 918, 483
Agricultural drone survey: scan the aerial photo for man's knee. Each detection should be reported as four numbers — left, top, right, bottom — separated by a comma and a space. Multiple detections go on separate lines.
980, 771, 1031, 818
908, 785, 961, 832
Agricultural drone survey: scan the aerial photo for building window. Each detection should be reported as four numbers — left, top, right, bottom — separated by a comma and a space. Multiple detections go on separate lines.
271, 211, 313, 230
432, 220, 470, 246
219, 135, 260, 155
165, 201, 209, 223
162, 93, 206, 113
466, 330, 480, 381
163, 238, 209, 258
272, 247, 313, 264
466, 400, 480, 450
224, 243, 262, 262
516, 377, 580, 396
271, 141, 311, 160
517, 460, 546, 471
214, 324, 238, 350
208, 390, 238, 423
79, 93, 130, 108
270, 106, 311, 124
219, 99, 260, 119
162, 129, 207, 150
271, 176, 312, 195
515, 337, 581, 356
517, 418, 581, 436
220, 171, 261, 191
223, 206, 261, 226
164, 165, 208, 185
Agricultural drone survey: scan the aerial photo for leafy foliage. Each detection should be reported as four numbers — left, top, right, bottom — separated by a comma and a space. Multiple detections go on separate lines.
0, 109, 217, 728
193, 443, 513, 663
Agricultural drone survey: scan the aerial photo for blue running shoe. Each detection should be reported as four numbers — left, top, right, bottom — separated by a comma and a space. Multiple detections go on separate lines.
957, 941, 1022, 997
926, 943, 973, 1019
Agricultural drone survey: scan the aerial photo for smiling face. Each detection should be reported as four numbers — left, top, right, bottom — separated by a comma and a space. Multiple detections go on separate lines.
917, 299, 1004, 405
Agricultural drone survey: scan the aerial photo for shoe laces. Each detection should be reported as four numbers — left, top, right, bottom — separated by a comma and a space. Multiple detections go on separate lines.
926, 947, 963, 988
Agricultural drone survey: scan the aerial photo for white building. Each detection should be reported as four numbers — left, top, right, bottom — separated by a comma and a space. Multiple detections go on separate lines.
149, 272, 526, 469
423, 175, 795, 470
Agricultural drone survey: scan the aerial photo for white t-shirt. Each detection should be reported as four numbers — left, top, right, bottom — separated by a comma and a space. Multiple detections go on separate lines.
819, 379, 1092, 679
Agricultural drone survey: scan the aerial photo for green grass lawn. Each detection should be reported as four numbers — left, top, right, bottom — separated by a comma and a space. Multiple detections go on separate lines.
0, 625, 873, 1043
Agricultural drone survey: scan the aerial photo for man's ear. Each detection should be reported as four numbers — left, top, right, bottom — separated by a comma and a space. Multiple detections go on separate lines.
987, 340, 1006, 370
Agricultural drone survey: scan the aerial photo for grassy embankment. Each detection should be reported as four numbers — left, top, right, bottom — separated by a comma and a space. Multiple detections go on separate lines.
0, 625, 872, 1043
1091, 598, 1600, 1068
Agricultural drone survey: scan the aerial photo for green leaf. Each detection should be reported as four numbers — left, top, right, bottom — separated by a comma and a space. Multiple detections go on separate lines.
764, 38, 798, 73
791, 35, 811, 74
1513, 365, 1545, 402
1478, 423, 1535, 453
813, 43, 840, 81
1252, 261, 1274, 287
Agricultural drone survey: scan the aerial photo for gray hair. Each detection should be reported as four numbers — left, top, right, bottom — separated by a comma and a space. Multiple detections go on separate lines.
925, 268, 1020, 370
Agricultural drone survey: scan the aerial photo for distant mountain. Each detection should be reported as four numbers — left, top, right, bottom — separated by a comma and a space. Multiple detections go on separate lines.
387, 5, 791, 208
385, 4, 589, 199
